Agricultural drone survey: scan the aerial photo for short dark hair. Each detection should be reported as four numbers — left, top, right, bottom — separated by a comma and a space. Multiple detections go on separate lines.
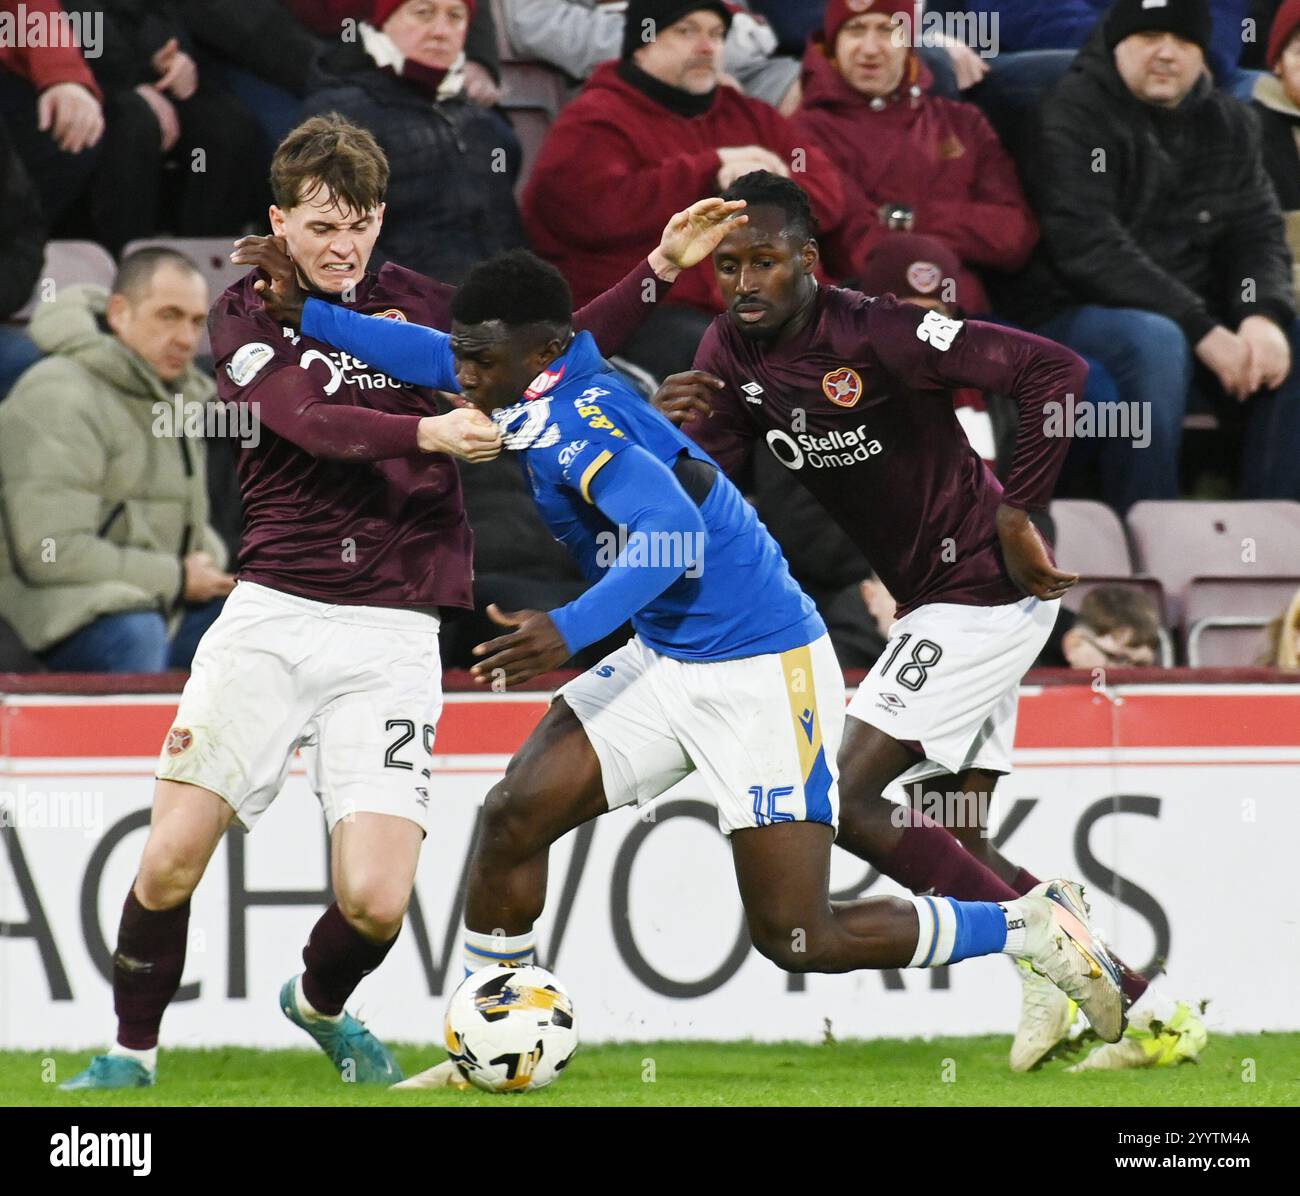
111, 247, 203, 303
451, 249, 573, 330
1078, 585, 1161, 650
270, 113, 389, 213
720, 170, 817, 242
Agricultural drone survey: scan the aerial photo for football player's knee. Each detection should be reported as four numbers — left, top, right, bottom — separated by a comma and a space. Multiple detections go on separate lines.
748, 917, 826, 973
135, 839, 205, 909
480, 782, 551, 856
337, 882, 409, 939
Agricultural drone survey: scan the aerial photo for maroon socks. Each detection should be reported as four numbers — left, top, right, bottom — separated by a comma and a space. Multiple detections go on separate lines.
300, 902, 397, 1016
113, 889, 191, 1050
880, 810, 1020, 902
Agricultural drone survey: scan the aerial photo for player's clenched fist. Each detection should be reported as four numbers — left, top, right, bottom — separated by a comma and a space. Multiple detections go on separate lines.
419, 407, 502, 461
231, 235, 306, 325
651, 370, 726, 425
996, 504, 1078, 602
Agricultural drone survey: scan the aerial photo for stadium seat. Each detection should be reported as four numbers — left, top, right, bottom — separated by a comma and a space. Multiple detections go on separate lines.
12, 240, 117, 322
1126, 501, 1300, 628
122, 237, 248, 357
1049, 499, 1133, 577
1184, 576, 1300, 667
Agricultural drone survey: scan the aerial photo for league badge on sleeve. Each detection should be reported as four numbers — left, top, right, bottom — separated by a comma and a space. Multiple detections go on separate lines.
227, 342, 275, 387
822, 367, 863, 408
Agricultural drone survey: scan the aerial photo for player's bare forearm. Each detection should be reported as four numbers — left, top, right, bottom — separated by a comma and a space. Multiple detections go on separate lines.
996, 504, 1078, 602
470, 606, 571, 688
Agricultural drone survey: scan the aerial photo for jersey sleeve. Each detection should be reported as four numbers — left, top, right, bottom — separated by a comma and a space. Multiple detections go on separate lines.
300, 298, 458, 391
209, 285, 423, 461
861, 296, 1089, 512
680, 319, 757, 480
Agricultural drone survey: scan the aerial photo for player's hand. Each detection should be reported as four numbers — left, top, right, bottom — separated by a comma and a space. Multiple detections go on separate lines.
462, 60, 502, 106
470, 605, 571, 688
36, 83, 104, 153
231, 235, 307, 325
152, 37, 199, 100
1238, 314, 1291, 394
183, 552, 235, 602
419, 408, 502, 461
996, 505, 1077, 602
134, 83, 181, 152
1195, 325, 1254, 402
651, 371, 725, 425
649, 197, 748, 280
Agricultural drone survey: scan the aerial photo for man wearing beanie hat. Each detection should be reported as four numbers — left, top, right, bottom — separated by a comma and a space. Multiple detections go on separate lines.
996, 0, 1300, 515
793, 0, 1038, 315
298, 0, 525, 284
499, 1, 800, 111
523, 1, 849, 378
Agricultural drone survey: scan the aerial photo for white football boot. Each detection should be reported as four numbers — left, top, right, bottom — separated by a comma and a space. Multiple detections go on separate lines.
1009, 958, 1078, 1072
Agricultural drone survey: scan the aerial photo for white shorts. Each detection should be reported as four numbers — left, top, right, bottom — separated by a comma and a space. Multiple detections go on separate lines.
846, 596, 1058, 784
156, 581, 443, 833
556, 633, 844, 835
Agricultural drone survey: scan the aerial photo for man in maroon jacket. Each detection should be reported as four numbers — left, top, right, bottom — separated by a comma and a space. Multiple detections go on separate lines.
59, 112, 743, 1091
655, 172, 1207, 1074
523, 0, 847, 379
793, 0, 1038, 315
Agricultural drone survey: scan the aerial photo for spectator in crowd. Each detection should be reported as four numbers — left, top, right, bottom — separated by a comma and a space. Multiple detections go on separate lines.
523, 0, 846, 378
502, 0, 800, 112
1259, 583, 1300, 666
1255, 0, 1300, 300
856, 232, 1003, 461
180, 0, 323, 152
749, 1, 823, 57
1004, 0, 1300, 509
794, 0, 1038, 316
0, 0, 105, 230
1059, 585, 1161, 668
1244, 0, 1287, 69
300, 0, 526, 285
0, 248, 233, 673
284, 0, 505, 105
77, 1, 263, 252
0, 116, 46, 399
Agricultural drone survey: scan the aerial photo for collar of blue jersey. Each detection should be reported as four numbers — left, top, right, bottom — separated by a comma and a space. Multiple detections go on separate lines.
491, 330, 605, 446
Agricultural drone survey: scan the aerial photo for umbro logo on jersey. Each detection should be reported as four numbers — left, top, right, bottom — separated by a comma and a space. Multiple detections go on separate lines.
880, 693, 907, 708
741, 381, 764, 404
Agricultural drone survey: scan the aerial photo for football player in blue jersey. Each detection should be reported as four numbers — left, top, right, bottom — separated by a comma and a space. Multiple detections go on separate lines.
245, 237, 1126, 1085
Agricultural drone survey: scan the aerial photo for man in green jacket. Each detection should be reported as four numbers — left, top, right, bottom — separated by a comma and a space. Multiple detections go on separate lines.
0, 247, 233, 672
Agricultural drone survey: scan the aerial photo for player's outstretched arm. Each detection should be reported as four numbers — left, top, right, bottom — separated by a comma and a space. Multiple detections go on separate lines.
231, 234, 459, 392
470, 446, 706, 688
572, 199, 747, 354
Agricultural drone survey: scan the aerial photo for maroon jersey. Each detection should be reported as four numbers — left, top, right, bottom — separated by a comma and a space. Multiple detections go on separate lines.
210, 259, 667, 609
687, 289, 1087, 616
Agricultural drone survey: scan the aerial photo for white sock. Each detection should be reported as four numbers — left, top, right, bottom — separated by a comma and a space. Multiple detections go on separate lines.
1000, 898, 1030, 956
294, 974, 342, 1023
906, 896, 958, 967
463, 927, 536, 975
109, 1043, 157, 1072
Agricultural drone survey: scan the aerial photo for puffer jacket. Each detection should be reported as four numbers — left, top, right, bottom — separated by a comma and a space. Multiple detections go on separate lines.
0, 286, 224, 651
302, 41, 525, 285
1000, 25, 1294, 340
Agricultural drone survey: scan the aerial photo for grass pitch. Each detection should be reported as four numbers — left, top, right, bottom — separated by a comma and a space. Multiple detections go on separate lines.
4, 1033, 1298, 1106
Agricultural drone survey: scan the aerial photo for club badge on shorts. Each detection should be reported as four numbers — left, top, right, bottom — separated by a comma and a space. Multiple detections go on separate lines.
165, 727, 193, 756
822, 367, 863, 408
